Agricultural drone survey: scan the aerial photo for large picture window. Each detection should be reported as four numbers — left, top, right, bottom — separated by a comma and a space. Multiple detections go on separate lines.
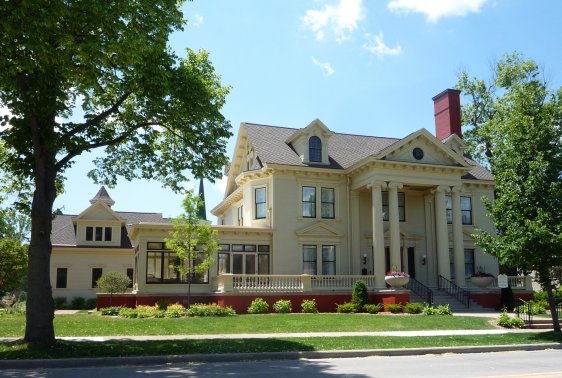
146, 242, 209, 284
255, 187, 267, 219
302, 186, 316, 218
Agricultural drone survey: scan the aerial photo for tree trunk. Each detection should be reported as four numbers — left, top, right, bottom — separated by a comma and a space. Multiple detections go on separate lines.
546, 283, 561, 333
24, 117, 58, 344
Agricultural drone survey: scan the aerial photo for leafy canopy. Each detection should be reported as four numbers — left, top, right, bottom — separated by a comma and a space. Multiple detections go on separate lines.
0, 238, 28, 293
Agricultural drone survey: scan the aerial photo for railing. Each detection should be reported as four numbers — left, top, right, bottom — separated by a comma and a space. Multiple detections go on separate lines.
216, 274, 377, 293
438, 275, 470, 308
467, 275, 533, 290
515, 298, 533, 327
406, 278, 433, 305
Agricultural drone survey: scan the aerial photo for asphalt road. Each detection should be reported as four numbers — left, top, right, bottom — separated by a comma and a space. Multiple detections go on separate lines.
2, 350, 562, 378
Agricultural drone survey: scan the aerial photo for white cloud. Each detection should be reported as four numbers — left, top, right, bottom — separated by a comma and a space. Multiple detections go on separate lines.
302, 0, 365, 43
363, 32, 402, 59
311, 57, 335, 76
190, 14, 204, 27
387, 0, 488, 23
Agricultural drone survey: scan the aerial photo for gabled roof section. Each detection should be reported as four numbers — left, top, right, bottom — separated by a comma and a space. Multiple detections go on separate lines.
75, 200, 123, 222
374, 128, 470, 168
296, 222, 343, 238
52, 211, 168, 247
285, 118, 333, 145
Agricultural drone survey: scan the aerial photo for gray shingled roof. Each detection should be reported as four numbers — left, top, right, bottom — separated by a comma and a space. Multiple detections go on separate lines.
51, 211, 169, 248
243, 123, 493, 181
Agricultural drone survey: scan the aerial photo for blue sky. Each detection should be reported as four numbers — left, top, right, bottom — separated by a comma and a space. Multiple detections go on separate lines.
42, 0, 562, 220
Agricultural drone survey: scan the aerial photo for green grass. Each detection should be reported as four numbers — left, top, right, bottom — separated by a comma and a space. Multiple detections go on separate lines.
1, 333, 561, 360
0, 313, 495, 337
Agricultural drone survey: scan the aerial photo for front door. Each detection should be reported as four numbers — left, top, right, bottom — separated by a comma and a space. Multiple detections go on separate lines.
407, 247, 416, 279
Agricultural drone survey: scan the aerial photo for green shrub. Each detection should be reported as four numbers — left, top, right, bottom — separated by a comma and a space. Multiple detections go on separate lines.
336, 302, 358, 313
187, 303, 236, 317
515, 302, 546, 315
423, 304, 439, 315
498, 309, 525, 328
18, 292, 27, 302
165, 303, 187, 318
436, 304, 453, 315
272, 299, 292, 313
54, 297, 67, 309
364, 303, 382, 314
352, 280, 369, 311
71, 296, 86, 310
100, 306, 123, 316
247, 298, 269, 314
118, 307, 138, 318
403, 302, 423, 314
2, 301, 26, 315
85, 298, 97, 310
386, 303, 403, 313
301, 299, 318, 313
533, 288, 562, 304
136, 305, 159, 318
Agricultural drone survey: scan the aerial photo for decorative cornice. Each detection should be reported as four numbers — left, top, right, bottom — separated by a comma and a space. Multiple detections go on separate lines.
210, 186, 244, 215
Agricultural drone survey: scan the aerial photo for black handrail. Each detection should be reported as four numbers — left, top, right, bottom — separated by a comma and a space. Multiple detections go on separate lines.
438, 275, 470, 308
406, 278, 433, 305
515, 298, 533, 327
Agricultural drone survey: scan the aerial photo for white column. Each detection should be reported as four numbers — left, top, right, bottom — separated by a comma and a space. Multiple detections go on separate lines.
351, 191, 361, 275
388, 182, 403, 271
451, 187, 465, 287
370, 181, 386, 288
433, 186, 450, 279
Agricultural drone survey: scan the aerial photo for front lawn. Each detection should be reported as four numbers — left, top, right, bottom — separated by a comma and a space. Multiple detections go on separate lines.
1, 333, 561, 360
0, 313, 495, 337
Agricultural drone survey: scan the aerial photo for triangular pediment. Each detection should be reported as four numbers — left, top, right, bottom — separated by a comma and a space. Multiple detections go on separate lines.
76, 201, 123, 222
375, 129, 469, 167
296, 222, 343, 238
285, 119, 333, 145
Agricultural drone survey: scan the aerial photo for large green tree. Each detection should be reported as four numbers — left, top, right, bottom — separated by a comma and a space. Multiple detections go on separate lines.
0, 238, 28, 294
464, 54, 562, 332
0, 1, 231, 344
165, 190, 219, 308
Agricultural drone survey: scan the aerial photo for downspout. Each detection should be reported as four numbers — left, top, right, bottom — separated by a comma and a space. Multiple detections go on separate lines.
347, 175, 352, 274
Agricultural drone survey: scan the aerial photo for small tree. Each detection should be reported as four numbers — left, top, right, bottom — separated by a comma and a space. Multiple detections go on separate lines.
352, 280, 369, 311
96, 271, 131, 307
165, 190, 219, 308
0, 238, 28, 293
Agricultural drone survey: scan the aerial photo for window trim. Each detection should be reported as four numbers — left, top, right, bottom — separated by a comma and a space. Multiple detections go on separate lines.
321, 245, 336, 275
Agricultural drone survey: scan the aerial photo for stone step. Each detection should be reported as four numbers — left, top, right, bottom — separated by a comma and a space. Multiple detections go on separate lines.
526, 319, 561, 329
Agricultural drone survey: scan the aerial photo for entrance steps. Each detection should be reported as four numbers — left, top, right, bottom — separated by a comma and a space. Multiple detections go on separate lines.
526, 318, 562, 330
410, 289, 495, 314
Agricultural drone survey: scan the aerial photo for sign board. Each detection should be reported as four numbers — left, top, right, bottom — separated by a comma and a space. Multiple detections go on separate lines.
497, 274, 509, 288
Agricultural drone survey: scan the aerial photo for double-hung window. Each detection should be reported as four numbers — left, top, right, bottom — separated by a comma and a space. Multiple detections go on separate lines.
255, 187, 267, 219
382, 192, 405, 221
309, 136, 322, 162
302, 187, 316, 218
303, 245, 317, 275
446, 195, 472, 225
321, 188, 335, 219
321, 245, 336, 275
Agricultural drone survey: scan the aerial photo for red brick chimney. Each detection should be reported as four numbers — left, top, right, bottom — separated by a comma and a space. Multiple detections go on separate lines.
432, 89, 462, 140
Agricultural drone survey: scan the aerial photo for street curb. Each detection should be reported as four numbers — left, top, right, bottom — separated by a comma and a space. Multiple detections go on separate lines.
1, 343, 561, 370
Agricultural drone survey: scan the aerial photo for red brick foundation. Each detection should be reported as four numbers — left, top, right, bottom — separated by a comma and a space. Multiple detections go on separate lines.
470, 291, 533, 309
97, 291, 411, 313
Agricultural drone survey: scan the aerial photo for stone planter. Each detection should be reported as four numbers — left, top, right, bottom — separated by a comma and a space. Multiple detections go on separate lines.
470, 276, 494, 288
385, 275, 410, 288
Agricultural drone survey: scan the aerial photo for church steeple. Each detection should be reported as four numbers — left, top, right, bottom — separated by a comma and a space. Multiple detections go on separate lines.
89, 186, 115, 207
197, 178, 207, 220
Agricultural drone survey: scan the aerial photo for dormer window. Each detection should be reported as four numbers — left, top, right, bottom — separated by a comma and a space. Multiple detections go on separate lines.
309, 136, 322, 162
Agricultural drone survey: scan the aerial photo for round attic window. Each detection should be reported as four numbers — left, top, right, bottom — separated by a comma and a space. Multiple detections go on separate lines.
412, 147, 424, 160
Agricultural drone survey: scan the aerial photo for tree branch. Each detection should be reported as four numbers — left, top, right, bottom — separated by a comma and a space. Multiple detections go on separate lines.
62, 91, 131, 139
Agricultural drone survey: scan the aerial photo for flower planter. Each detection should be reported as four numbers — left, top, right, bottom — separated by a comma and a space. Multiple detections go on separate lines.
470, 276, 494, 288
385, 275, 410, 288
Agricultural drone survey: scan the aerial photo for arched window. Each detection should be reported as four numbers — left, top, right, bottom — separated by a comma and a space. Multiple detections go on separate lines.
309, 136, 322, 162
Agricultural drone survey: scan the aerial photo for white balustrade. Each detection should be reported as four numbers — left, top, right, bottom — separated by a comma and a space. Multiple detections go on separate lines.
217, 274, 376, 293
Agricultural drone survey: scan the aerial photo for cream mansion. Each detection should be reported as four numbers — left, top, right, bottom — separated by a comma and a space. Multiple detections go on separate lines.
50, 89, 533, 310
